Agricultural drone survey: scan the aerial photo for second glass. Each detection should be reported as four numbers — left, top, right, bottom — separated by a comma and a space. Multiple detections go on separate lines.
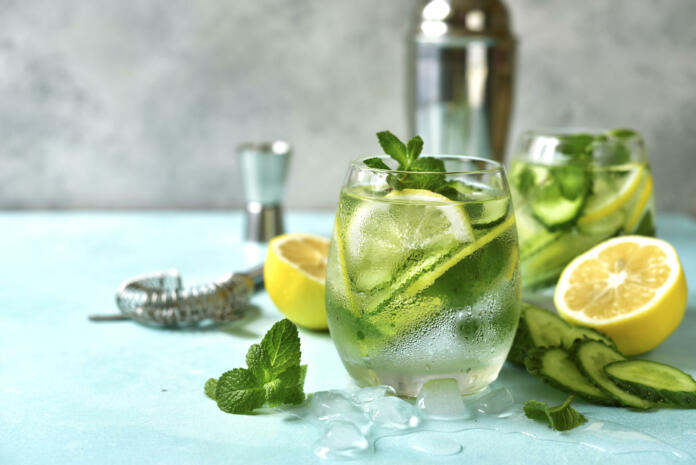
509, 129, 656, 293
325, 156, 521, 397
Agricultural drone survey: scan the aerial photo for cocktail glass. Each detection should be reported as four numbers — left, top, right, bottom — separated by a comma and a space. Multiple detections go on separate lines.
508, 128, 656, 293
325, 155, 521, 397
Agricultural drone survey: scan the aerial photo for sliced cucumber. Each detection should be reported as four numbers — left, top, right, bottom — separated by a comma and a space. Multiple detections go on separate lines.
525, 347, 616, 405
605, 360, 696, 408
471, 197, 509, 229
564, 326, 616, 351
508, 304, 615, 365
572, 340, 655, 409
516, 205, 561, 259
529, 182, 586, 229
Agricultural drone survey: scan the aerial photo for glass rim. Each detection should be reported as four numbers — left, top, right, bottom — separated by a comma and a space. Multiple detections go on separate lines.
519, 127, 644, 144
350, 154, 504, 176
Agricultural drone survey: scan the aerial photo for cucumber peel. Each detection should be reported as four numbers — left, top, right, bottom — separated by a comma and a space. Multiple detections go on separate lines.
508, 303, 615, 365
605, 360, 696, 408
572, 340, 656, 409
525, 347, 616, 405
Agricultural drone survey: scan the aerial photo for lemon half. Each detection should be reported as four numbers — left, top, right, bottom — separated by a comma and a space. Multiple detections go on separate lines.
554, 236, 687, 355
264, 233, 330, 330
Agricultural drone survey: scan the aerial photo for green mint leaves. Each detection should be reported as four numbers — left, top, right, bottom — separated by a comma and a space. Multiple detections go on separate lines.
205, 319, 307, 414
523, 395, 587, 431
369, 130, 446, 193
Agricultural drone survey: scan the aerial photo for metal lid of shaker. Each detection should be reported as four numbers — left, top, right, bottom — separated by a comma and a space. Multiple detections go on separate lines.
413, 0, 514, 41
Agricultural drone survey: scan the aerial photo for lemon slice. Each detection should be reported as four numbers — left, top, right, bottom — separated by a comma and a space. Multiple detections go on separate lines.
577, 164, 644, 226
341, 188, 474, 314
264, 233, 330, 330
554, 236, 687, 355
624, 172, 653, 232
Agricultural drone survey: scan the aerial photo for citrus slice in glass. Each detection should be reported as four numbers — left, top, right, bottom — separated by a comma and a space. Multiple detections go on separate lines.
577, 164, 644, 226
554, 236, 687, 355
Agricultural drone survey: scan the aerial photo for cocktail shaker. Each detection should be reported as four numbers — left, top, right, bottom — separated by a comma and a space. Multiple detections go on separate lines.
407, 0, 516, 162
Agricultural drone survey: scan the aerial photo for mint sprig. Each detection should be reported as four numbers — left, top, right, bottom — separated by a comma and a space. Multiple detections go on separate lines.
523, 395, 587, 431
367, 130, 446, 192
205, 319, 307, 414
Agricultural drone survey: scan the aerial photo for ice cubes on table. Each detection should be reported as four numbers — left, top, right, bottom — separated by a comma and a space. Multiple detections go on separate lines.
365, 396, 421, 430
310, 390, 371, 432
313, 420, 370, 460
415, 379, 471, 419
351, 385, 396, 405
473, 387, 514, 416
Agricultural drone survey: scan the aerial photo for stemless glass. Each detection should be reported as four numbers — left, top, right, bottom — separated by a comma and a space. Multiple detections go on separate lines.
325, 155, 521, 397
508, 128, 656, 293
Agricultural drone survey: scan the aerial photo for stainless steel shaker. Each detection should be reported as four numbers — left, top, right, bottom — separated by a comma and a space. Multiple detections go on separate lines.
407, 0, 516, 162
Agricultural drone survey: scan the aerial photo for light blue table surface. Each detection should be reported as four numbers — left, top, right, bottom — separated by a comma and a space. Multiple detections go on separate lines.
1, 211, 695, 465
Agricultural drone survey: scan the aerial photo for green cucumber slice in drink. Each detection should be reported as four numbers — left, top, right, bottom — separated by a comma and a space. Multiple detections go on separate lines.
572, 340, 655, 409
605, 360, 696, 408
529, 182, 586, 229
525, 347, 616, 405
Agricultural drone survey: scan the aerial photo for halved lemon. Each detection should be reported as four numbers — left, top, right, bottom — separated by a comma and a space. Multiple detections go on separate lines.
264, 233, 330, 330
554, 236, 687, 355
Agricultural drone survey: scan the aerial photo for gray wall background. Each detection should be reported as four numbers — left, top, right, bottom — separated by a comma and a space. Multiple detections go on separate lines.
1, 0, 695, 214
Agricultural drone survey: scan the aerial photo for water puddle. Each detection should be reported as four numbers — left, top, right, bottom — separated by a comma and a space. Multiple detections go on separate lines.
280, 380, 693, 461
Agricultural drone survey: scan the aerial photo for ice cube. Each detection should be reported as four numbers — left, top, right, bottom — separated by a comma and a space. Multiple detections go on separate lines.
366, 396, 421, 430
309, 390, 371, 432
313, 420, 371, 460
416, 379, 471, 419
351, 385, 396, 406
473, 387, 514, 415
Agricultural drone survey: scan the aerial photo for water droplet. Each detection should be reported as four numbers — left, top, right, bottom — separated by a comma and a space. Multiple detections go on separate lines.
407, 433, 463, 456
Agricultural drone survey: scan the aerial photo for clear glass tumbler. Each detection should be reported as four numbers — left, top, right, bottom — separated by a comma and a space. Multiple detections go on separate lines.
508, 128, 656, 293
325, 155, 521, 397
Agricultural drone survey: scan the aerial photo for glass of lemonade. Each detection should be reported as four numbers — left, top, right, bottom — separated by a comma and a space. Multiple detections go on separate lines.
509, 128, 656, 293
325, 155, 521, 397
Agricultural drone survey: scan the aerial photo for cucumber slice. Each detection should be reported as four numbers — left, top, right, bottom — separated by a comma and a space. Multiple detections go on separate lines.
564, 326, 616, 350
572, 340, 655, 409
516, 205, 561, 259
471, 197, 509, 229
508, 304, 616, 365
605, 360, 696, 408
530, 182, 586, 229
525, 347, 616, 405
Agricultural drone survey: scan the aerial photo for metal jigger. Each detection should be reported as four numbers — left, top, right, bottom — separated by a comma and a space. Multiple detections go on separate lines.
237, 141, 291, 242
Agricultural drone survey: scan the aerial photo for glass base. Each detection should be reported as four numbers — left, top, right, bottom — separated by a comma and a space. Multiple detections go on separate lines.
341, 355, 506, 398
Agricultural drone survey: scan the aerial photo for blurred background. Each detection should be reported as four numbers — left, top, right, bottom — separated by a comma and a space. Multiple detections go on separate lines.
1, 0, 694, 214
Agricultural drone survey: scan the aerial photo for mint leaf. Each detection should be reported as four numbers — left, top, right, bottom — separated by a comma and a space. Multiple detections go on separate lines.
265, 365, 307, 407
204, 378, 218, 400
523, 395, 587, 431
363, 157, 391, 170
246, 343, 270, 383
205, 319, 306, 415
406, 135, 424, 165
377, 131, 408, 168
398, 157, 446, 191
261, 319, 301, 378
216, 368, 266, 414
